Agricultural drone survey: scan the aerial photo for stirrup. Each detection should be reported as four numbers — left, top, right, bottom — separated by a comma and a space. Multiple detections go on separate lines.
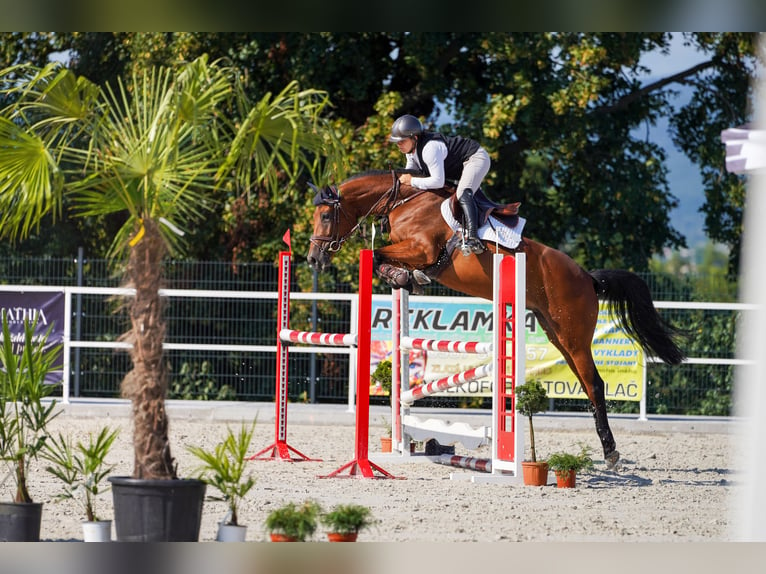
460, 236, 485, 256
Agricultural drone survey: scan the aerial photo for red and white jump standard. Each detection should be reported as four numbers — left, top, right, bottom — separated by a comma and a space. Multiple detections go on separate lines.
252, 248, 399, 477
249, 250, 321, 462
318, 249, 400, 479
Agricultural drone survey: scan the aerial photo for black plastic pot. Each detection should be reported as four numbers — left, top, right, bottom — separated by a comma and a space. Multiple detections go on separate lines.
108, 476, 206, 542
0, 502, 43, 542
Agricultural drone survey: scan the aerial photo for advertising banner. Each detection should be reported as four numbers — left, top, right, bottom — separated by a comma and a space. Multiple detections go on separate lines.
370, 295, 643, 402
0, 291, 66, 384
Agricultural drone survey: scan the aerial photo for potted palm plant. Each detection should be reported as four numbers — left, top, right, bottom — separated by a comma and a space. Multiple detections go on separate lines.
321, 504, 376, 542
41, 426, 119, 542
515, 380, 550, 486
187, 420, 257, 542
264, 500, 322, 542
547, 445, 594, 488
0, 314, 61, 541
0, 56, 340, 541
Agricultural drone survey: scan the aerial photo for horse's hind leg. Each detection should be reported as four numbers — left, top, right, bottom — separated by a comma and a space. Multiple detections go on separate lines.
584, 367, 620, 469
533, 312, 620, 469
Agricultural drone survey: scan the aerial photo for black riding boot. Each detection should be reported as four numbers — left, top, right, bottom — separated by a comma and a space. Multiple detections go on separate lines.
457, 189, 485, 256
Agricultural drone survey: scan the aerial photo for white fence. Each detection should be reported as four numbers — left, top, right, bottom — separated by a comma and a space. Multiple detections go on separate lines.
0, 285, 754, 412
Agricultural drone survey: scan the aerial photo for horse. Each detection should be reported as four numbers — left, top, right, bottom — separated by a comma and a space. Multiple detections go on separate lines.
306, 169, 686, 469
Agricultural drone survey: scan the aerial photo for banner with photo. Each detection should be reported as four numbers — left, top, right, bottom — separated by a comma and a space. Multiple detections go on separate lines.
0, 291, 66, 384
370, 295, 644, 402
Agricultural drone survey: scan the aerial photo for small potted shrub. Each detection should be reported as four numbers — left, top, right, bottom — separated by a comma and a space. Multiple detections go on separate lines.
515, 380, 550, 486
371, 360, 395, 451
0, 314, 62, 541
371, 358, 392, 397
264, 500, 322, 542
321, 503, 376, 542
42, 426, 119, 542
187, 420, 257, 542
378, 416, 393, 453
546, 445, 594, 488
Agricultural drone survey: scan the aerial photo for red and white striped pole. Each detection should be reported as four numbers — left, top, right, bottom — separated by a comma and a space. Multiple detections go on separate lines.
401, 337, 493, 355
400, 363, 494, 405
436, 454, 492, 473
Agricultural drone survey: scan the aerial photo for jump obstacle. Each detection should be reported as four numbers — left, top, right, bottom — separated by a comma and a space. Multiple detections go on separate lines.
252, 248, 524, 482
251, 248, 399, 478
390, 252, 527, 483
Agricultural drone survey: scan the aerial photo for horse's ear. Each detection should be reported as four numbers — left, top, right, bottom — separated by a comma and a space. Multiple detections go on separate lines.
311, 183, 340, 206
307, 182, 319, 193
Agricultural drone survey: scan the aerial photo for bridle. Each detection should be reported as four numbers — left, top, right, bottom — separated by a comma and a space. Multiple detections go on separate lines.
309, 171, 427, 256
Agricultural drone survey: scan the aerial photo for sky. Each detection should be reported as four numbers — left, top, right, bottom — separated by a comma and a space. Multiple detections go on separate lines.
638, 34, 709, 249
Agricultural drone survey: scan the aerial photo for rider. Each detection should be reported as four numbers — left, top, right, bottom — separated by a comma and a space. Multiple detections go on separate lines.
389, 114, 490, 255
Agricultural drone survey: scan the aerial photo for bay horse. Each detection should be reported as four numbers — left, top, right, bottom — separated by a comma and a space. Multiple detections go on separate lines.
306, 170, 686, 469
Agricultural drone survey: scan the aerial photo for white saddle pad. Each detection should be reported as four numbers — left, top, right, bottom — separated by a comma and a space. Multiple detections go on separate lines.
440, 199, 526, 250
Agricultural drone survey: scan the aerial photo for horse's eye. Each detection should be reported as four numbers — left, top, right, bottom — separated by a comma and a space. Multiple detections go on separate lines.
321, 212, 331, 223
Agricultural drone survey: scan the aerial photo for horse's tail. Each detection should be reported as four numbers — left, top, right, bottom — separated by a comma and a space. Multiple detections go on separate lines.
590, 269, 687, 365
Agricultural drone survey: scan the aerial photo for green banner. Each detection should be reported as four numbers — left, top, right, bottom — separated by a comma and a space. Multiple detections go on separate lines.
370, 295, 644, 401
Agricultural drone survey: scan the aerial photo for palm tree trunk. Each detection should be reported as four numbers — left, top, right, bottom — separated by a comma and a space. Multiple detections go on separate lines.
15, 457, 31, 503
120, 218, 177, 480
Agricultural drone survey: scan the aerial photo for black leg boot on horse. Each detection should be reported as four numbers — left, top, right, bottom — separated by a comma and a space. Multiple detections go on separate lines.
458, 189, 485, 256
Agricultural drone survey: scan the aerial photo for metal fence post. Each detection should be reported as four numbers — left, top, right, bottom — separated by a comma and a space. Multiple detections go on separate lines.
74, 246, 84, 397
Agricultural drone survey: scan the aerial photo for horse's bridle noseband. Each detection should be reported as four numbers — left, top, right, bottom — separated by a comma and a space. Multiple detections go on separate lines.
308, 184, 346, 253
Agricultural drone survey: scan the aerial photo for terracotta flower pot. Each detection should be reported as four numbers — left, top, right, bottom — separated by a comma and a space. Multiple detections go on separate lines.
380, 436, 392, 453
521, 461, 549, 486
270, 533, 298, 542
326, 532, 358, 542
555, 470, 576, 488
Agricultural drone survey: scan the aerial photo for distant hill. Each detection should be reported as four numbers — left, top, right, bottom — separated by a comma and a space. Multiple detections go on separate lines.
659, 119, 707, 249
635, 84, 707, 250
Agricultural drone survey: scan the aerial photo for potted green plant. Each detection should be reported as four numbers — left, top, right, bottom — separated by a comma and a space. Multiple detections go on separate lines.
264, 500, 322, 542
546, 445, 594, 488
378, 415, 393, 453
372, 359, 395, 451
0, 313, 62, 541
321, 504, 376, 542
515, 380, 550, 486
187, 420, 257, 542
41, 426, 119, 542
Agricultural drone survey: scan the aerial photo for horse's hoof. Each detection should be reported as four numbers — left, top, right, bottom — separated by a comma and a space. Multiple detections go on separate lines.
605, 450, 620, 470
412, 269, 431, 285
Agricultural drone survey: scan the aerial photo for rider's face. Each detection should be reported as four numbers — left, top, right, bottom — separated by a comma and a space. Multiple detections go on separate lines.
396, 137, 417, 154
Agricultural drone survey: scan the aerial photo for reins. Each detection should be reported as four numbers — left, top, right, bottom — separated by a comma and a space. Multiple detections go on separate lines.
309, 171, 429, 254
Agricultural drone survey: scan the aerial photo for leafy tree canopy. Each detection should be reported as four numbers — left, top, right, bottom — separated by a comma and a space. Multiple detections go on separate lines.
0, 32, 759, 272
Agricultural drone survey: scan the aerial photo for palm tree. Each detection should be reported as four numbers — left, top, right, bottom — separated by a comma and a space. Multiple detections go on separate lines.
0, 55, 338, 480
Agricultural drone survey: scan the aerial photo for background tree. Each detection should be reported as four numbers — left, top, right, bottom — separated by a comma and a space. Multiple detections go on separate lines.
0, 32, 759, 272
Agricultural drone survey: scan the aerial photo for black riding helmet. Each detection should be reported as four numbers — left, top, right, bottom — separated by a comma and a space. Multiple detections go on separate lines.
389, 114, 424, 142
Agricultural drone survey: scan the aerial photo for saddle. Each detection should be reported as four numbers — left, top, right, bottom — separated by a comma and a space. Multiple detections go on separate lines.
448, 188, 521, 228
